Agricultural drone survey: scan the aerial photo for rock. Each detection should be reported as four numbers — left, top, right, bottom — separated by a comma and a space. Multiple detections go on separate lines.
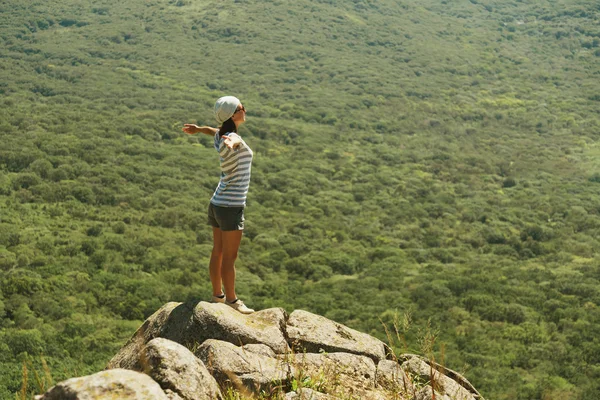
287, 310, 386, 363
108, 302, 289, 370
415, 385, 453, 400
142, 338, 223, 400
164, 391, 184, 400
242, 343, 277, 358
188, 302, 289, 353
38, 369, 168, 400
195, 339, 295, 393
400, 353, 482, 398
292, 352, 377, 387
376, 359, 415, 395
402, 356, 476, 400
285, 388, 338, 399
289, 352, 387, 400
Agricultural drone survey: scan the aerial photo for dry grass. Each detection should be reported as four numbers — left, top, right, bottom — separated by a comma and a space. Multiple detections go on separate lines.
17, 355, 53, 400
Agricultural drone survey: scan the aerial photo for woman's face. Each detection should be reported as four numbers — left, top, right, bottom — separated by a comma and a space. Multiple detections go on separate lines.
232, 104, 246, 125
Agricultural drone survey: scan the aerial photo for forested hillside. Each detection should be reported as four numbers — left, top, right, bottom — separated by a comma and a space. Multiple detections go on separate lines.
1, 0, 600, 399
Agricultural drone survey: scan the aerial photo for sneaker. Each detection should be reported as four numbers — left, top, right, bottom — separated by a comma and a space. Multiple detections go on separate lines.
226, 299, 255, 314
212, 294, 225, 304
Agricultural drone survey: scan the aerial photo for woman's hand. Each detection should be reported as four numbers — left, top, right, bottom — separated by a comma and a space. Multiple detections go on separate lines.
223, 134, 242, 150
182, 124, 200, 135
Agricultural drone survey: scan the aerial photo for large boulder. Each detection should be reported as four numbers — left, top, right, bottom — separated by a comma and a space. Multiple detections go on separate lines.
195, 339, 295, 393
141, 338, 223, 400
287, 310, 387, 363
38, 369, 168, 400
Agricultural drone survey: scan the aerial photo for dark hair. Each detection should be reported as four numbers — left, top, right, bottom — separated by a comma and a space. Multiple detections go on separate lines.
218, 118, 237, 137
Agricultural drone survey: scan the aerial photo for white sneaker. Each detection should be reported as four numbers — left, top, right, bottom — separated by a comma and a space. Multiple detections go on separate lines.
226, 299, 255, 314
212, 294, 225, 304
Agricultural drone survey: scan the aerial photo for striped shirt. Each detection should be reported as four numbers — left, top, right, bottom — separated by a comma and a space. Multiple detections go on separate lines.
210, 132, 253, 207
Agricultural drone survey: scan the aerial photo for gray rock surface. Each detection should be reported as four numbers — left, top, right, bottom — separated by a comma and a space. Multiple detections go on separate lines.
400, 353, 482, 398
285, 388, 339, 399
402, 356, 476, 400
242, 343, 277, 358
195, 339, 295, 392
287, 310, 386, 363
376, 359, 415, 395
415, 385, 453, 400
39, 369, 168, 400
187, 302, 289, 354
142, 338, 223, 400
164, 392, 184, 400
289, 352, 391, 400
292, 352, 377, 387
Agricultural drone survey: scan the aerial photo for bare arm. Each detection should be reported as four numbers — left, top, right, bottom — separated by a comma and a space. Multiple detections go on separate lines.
182, 124, 218, 136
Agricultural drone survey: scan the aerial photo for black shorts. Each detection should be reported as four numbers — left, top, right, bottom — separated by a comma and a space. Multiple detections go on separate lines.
207, 203, 245, 231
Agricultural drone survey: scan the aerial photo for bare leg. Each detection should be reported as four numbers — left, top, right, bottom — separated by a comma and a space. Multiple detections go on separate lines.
209, 227, 224, 296
220, 229, 243, 302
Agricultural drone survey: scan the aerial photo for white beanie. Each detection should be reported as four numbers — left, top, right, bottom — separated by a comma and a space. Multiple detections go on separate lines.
214, 96, 241, 124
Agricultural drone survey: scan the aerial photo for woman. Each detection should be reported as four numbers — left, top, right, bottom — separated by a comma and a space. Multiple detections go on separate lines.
182, 96, 254, 314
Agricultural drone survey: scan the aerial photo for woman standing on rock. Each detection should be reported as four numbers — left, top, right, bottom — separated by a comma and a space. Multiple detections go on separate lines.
182, 96, 254, 314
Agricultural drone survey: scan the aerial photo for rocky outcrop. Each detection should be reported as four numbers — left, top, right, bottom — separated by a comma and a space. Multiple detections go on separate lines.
38, 301, 485, 400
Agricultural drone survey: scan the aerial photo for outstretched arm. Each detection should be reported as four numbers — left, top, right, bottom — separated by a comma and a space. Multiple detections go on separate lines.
182, 124, 218, 136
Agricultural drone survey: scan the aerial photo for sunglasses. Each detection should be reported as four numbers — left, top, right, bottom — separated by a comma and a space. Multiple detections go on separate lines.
233, 105, 246, 114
